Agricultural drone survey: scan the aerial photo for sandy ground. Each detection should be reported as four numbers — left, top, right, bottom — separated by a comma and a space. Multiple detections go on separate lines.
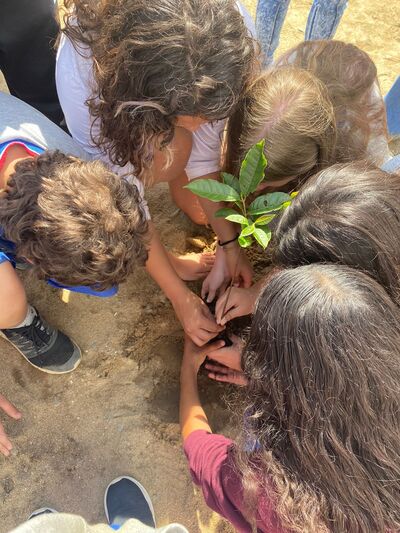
0, 1, 399, 532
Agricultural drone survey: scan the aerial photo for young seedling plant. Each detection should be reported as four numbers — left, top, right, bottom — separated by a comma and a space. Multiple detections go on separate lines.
185, 139, 296, 319
186, 139, 295, 251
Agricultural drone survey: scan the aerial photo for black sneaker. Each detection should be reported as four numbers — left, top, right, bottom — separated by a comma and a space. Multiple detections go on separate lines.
0, 309, 81, 374
105, 476, 156, 529
29, 508, 57, 520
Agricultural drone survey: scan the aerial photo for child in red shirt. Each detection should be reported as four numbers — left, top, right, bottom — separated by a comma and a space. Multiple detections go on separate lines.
181, 264, 400, 533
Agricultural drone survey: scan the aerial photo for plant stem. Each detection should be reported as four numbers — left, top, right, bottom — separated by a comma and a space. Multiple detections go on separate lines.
241, 196, 247, 219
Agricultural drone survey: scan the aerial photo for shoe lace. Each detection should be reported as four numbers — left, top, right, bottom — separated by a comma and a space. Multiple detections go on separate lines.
22, 316, 52, 349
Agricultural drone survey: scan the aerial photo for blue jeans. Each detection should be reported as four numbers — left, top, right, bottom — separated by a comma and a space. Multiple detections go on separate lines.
385, 76, 400, 136
256, 0, 348, 66
381, 155, 400, 174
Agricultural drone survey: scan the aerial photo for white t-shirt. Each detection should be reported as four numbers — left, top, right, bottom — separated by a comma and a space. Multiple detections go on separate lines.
55, 2, 255, 219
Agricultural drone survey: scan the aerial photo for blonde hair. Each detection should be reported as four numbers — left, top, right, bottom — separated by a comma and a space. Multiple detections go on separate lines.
226, 66, 336, 187
226, 40, 388, 189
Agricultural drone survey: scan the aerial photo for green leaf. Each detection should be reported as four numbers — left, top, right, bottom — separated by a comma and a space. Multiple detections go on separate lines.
225, 213, 249, 225
253, 227, 272, 249
248, 192, 292, 216
290, 191, 299, 198
248, 195, 271, 216
239, 140, 267, 196
255, 214, 276, 226
185, 179, 240, 202
238, 235, 253, 248
221, 172, 241, 194
215, 207, 240, 218
265, 192, 291, 207
240, 224, 255, 238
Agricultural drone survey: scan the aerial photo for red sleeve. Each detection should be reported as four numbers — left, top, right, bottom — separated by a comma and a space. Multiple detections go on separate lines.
183, 430, 251, 532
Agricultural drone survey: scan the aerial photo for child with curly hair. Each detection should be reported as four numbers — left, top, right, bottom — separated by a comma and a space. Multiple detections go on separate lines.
56, 0, 258, 345
0, 91, 148, 375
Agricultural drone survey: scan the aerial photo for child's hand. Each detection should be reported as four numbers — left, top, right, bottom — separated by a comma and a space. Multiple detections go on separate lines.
215, 285, 259, 325
205, 361, 248, 386
206, 334, 243, 371
201, 246, 230, 303
0, 394, 21, 457
183, 336, 225, 373
173, 291, 224, 346
224, 244, 253, 289
169, 252, 215, 281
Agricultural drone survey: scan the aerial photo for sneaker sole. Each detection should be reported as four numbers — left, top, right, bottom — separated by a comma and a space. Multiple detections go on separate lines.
28, 507, 58, 520
0, 331, 82, 375
104, 475, 156, 527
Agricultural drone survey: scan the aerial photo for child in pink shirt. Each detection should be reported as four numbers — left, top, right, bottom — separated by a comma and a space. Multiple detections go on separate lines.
181, 264, 400, 533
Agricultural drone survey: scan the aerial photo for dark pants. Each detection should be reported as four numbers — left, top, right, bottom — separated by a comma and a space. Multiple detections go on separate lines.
0, 0, 64, 126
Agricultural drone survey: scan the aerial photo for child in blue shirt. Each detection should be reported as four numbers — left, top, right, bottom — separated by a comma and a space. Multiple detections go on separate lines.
0, 119, 148, 376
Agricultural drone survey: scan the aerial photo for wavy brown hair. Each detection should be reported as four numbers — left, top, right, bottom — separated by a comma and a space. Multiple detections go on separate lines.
226, 40, 388, 188
0, 151, 148, 289
63, 0, 257, 182
235, 264, 400, 532
273, 162, 400, 303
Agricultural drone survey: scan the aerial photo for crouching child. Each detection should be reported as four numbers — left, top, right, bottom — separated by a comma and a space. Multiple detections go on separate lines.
0, 93, 148, 374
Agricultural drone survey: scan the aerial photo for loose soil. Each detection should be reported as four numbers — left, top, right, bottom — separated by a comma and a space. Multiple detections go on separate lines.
0, 1, 399, 531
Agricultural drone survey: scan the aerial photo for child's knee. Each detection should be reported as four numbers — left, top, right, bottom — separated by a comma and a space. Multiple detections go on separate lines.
186, 208, 208, 226
0, 262, 28, 327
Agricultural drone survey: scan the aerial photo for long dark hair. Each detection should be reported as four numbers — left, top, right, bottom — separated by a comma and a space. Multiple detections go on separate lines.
235, 264, 400, 532
273, 162, 400, 303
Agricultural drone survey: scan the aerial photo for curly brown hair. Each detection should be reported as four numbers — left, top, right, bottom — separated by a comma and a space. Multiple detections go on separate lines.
62, 0, 257, 181
235, 264, 400, 532
0, 151, 148, 289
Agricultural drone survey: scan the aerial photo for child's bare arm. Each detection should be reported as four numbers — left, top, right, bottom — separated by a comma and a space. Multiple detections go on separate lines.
195, 172, 253, 288
145, 222, 222, 346
180, 337, 224, 441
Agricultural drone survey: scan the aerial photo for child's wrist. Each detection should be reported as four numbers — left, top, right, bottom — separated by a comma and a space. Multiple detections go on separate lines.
166, 280, 190, 305
218, 234, 239, 247
181, 357, 199, 378
222, 240, 240, 252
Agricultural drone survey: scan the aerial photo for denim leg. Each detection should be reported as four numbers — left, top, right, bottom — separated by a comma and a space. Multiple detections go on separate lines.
256, 0, 291, 67
305, 0, 348, 40
385, 76, 400, 136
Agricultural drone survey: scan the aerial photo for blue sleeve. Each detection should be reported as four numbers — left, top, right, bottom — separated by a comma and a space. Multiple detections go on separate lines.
0, 251, 12, 266
46, 278, 118, 298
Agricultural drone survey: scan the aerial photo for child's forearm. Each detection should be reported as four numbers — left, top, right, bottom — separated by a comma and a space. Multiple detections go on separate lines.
145, 222, 189, 304
145, 223, 221, 346
180, 361, 211, 441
